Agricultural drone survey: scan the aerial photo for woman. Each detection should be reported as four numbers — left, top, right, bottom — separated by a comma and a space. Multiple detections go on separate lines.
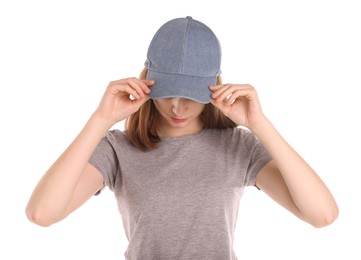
26, 16, 338, 259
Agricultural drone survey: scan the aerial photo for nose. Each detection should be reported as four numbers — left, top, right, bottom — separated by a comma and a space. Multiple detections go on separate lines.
171, 98, 187, 116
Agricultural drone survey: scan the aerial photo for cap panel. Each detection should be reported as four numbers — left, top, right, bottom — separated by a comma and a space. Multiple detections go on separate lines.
182, 20, 221, 77
146, 18, 187, 74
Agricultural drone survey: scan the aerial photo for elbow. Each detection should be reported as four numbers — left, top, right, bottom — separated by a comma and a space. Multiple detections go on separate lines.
310, 206, 339, 228
25, 206, 57, 227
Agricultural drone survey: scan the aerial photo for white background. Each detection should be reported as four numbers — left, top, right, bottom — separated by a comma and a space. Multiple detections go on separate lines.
1, 0, 360, 259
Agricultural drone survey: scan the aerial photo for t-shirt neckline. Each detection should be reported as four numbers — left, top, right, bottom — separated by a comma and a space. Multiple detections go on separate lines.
160, 128, 208, 142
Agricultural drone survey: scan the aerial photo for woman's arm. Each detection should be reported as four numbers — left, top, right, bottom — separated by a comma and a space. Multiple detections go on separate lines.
209, 83, 339, 228
254, 118, 339, 228
25, 115, 109, 227
25, 78, 153, 227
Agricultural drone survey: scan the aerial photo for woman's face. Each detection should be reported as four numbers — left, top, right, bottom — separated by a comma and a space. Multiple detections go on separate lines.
153, 98, 205, 136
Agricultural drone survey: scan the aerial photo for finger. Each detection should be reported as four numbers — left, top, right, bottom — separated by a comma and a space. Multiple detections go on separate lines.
115, 82, 143, 100
213, 85, 240, 103
224, 90, 247, 105
131, 94, 150, 109
140, 79, 154, 94
127, 78, 150, 98
210, 98, 230, 115
129, 78, 155, 97
210, 84, 253, 97
209, 84, 225, 91
144, 79, 155, 86
107, 81, 138, 98
209, 84, 230, 99
215, 85, 254, 103
110, 78, 152, 98
210, 84, 247, 100
123, 85, 141, 100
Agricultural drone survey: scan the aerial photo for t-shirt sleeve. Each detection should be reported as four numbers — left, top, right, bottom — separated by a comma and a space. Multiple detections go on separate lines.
243, 130, 273, 187
88, 132, 119, 192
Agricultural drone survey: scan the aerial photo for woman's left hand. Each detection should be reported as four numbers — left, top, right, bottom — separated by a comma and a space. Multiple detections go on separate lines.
209, 84, 266, 130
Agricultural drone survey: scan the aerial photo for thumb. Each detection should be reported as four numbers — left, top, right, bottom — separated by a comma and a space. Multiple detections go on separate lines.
132, 95, 151, 110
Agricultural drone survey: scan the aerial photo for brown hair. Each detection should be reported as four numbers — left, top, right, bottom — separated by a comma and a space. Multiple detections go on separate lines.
125, 68, 237, 150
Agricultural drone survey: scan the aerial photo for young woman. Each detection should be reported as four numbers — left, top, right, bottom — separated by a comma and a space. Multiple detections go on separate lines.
26, 17, 338, 259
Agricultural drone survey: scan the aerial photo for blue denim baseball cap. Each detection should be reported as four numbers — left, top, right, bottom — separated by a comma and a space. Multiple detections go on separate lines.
145, 16, 222, 104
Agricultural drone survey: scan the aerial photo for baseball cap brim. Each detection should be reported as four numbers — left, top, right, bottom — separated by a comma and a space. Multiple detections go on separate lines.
147, 69, 215, 104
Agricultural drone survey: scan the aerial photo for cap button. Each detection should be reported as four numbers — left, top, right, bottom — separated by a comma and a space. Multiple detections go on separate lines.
186, 16, 193, 20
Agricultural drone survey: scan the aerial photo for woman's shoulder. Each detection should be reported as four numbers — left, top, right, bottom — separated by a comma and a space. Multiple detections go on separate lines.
104, 129, 131, 145
204, 127, 258, 149
207, 126, 253, 139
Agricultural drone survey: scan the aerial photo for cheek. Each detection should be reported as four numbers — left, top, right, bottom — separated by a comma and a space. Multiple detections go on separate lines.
193, 105, 205, 116
154, 100, 171, 114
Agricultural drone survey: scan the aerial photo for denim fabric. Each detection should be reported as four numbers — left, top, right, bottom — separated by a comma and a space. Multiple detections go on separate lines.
145, 16, 221, 104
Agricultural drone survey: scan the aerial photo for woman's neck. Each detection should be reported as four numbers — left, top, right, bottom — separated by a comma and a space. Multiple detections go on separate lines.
157, 119, 203, 138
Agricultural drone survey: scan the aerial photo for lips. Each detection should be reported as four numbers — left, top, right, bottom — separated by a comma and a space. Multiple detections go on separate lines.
171, 117, 187, 124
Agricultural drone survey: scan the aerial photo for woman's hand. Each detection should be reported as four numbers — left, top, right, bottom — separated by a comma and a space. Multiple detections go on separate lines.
209, 84, 266, 130
94, 77, 154, 127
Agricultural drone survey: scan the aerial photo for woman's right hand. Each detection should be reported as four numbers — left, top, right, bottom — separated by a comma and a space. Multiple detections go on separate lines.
94, 77, 154, 127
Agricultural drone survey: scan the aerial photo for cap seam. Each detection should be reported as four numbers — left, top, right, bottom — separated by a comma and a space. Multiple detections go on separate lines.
180, 18, 190, 74
148, 68, 216, 78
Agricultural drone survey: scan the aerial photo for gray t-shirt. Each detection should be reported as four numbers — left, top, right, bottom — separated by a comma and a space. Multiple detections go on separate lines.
89, 127, 272, 260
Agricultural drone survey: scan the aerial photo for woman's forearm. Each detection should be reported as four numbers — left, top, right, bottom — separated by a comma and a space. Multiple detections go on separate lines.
25, 114, 111, 225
